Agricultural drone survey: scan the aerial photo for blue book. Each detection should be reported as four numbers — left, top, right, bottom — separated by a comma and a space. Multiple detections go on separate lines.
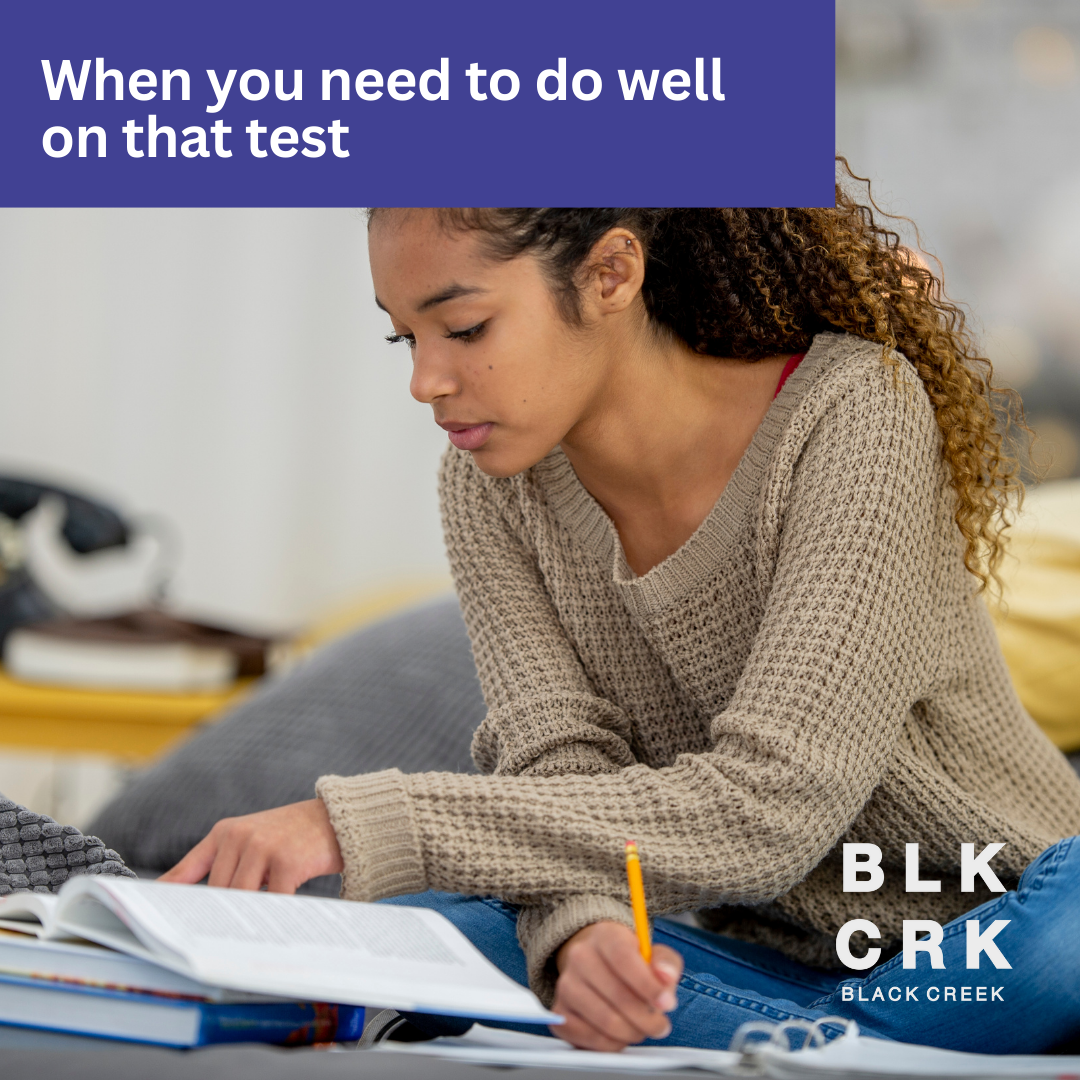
0, 971, 364, 1047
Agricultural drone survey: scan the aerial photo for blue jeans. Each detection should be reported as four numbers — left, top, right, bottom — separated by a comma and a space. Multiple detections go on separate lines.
381, 835, 1080, 1053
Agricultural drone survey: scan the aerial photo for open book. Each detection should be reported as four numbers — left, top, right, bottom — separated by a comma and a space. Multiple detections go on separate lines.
0, 876, 558, 1025
0, 928, 271, 1001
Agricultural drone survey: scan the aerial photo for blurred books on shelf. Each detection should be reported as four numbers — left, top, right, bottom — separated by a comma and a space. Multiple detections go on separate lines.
0, 581, 450, 789
1, 610, 272, 694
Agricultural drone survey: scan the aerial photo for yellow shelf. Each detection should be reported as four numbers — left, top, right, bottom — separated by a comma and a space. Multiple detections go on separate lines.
0, 668, 255, 761
0, 579, 452, 763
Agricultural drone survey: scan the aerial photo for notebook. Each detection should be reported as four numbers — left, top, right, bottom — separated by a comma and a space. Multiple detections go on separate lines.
372, 1022, 743, 1072
372, 1019, 1080, 1077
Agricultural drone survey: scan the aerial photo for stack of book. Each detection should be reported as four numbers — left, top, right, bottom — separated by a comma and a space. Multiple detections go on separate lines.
0, 874, 556, 1047
0, 928, 364, 1047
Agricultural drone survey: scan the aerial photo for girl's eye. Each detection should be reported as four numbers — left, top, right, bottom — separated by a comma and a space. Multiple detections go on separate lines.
385, 333, 416, 347
446, 322, 487, 344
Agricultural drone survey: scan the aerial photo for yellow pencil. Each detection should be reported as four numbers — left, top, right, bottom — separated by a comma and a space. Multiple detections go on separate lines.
625, 840, 651, 963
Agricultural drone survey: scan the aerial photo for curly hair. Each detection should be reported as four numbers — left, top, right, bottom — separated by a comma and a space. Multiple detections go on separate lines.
372, 171, 1021, 589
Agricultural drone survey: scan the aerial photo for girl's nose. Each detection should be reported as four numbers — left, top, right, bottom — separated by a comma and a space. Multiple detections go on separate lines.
410, 347, 459, 405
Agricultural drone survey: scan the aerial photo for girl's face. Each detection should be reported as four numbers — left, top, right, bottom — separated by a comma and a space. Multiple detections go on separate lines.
368, 210, 617, 478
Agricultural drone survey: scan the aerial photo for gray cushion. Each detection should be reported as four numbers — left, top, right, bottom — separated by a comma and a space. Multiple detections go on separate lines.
87, 598, 484, 894
0, 796, 136, 894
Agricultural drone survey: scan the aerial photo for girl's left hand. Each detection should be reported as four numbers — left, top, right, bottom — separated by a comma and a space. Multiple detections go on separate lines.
159, 798, 344, 893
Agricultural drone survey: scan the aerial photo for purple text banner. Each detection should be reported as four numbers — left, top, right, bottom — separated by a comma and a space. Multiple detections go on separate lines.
1, 0, 835, 207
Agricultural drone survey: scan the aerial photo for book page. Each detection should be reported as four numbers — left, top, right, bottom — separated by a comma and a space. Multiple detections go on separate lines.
59, 877, 558, 1025
0, 891, 57, 936
133, 886, 460, 962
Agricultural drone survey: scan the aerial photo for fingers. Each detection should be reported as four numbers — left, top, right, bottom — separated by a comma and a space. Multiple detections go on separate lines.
552, 1003, 634, 1052
552, 922, 681, 1052
228, 839, 274, 891
590, 948, 670, 1039
651, 944, 684, 1011
591, 926, 672, 1013
157, 801, 342, 893
558, 960, 671, 1045
205, 820, 250, 889
265, 861, 302, 895
158, 833, 218, 884
159, 817, 265, 891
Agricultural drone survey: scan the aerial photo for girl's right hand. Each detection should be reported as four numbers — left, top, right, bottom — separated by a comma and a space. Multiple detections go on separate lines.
552, 920, 683, 1051
158, 798, 343, 893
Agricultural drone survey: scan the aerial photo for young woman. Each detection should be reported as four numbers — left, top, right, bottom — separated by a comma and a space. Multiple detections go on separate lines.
163, 192, 1080, 1054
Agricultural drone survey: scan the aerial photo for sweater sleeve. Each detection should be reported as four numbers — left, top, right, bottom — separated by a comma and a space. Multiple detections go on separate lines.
318, 366, 946, 1003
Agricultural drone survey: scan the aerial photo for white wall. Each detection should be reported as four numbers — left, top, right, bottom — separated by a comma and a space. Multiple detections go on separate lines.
0, 209, 450, 631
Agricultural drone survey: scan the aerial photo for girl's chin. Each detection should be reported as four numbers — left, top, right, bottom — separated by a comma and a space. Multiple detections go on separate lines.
467, 438, 554, 480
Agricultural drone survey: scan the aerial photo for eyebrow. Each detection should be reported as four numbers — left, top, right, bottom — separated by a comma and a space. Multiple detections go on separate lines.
374, 283, 489, 315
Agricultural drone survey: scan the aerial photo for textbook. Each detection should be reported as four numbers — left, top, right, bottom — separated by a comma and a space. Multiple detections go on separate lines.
0, 971, 363, 1047
0, 875, 559, 1025
0, 928, 269, 1001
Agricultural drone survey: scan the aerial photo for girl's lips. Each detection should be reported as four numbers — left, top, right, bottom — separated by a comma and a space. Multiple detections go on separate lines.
445, 422, 494, 451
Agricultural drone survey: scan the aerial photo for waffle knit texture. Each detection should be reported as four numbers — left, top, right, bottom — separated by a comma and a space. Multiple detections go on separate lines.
317, 332, 1080, 1004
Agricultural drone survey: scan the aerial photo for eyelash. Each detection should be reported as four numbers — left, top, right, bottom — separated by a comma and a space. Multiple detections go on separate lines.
384, 322, 488, 348
446, 322, 488, 344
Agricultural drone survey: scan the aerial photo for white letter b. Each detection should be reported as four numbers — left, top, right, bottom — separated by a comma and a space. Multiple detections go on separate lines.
843, 843, 883, 892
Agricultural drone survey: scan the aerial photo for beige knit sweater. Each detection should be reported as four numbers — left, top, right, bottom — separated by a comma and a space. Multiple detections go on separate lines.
318, 332, 1080, 1003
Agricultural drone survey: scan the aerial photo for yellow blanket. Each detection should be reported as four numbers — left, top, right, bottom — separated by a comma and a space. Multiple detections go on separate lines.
990, 479, 1080, 752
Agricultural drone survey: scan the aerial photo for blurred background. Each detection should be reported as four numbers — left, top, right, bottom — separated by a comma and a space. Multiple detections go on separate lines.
0, 211, 451, 821
4, 0, 1080, 826
0, 209, 449, 632
838, 0, 1080, 479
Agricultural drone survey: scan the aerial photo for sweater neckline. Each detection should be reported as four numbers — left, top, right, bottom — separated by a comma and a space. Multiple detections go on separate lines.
534, 332, 841, 617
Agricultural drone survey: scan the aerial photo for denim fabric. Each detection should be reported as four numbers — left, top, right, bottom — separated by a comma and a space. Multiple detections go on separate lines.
811, 834, 1080, 1053
380, 835, 1080, 1053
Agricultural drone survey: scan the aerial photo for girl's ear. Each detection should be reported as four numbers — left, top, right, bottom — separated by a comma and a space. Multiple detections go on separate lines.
580, 228, 646, 317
